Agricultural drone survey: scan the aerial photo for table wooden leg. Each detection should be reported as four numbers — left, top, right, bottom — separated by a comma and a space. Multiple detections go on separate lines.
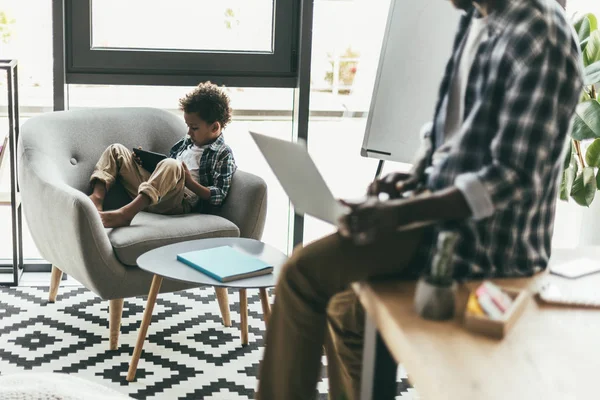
239, 289, 248, 345
215, 287, 231, 327
360, 314, 396, 400
259, 288, 271, 325
127, 275, 163, 382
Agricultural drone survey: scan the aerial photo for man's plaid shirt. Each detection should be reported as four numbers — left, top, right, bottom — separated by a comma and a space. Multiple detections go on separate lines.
417, 0, 583, 278
169, 134, 237, 210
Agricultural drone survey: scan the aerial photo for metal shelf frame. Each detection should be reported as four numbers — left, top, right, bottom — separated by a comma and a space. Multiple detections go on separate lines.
0, 59, 23, 287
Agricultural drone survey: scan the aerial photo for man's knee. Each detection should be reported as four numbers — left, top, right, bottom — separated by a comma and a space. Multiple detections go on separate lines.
276, 245, 322, 300
277, 249, 305, 288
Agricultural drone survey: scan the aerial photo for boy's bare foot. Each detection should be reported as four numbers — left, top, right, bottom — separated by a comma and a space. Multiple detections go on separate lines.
89, 194, 104, 212
99, 210, 133, 228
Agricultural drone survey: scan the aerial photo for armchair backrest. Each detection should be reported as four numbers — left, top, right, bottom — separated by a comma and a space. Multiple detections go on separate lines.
19, 107, 185, 194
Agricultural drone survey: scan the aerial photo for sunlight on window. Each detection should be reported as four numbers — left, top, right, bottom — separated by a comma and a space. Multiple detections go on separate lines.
567, 0, 600, 17
91, 0, 275, 52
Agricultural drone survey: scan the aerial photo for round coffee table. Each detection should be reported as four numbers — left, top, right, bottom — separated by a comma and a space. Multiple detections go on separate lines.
126, 237, 287, 382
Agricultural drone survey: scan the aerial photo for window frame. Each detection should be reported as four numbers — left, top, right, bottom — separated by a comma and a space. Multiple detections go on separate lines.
64, 0, 300, 87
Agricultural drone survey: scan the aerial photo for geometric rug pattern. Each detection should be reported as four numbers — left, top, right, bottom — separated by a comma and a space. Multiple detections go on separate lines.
0, 286, 419, 399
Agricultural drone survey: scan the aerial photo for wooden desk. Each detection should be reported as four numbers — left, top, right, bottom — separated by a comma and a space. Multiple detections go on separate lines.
353, 247, 600, 400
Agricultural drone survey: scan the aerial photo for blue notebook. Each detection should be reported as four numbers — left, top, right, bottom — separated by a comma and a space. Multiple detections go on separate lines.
177, 246, 274, 283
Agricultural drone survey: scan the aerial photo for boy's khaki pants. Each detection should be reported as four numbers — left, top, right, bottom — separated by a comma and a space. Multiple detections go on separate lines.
90, 144, 193, 214
257, 228, 424, 400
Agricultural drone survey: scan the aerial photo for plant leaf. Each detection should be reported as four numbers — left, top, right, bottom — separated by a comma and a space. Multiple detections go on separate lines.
571, 100, 600, 140
563, 140, 573, 171
596, 168, 600, 191
585, 61, 600, 86
586, 138, 600, 167
571, 167, 597, 206
575, 15, 594, 44
586, 31, 600, 65
560, 166, 577, 201
588, 14, 599, 34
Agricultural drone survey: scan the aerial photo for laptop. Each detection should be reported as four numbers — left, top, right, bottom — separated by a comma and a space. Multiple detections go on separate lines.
249, 131, 348, 225
250, 130, 437, 234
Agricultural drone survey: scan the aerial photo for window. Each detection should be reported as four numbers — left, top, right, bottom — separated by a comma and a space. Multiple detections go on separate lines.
91, 1, 275, 53
567, 0, 600, 17
65, 0, 300, 87
303, 0, 395, 244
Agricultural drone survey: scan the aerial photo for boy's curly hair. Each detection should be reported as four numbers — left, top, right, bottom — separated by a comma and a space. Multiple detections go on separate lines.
179, 82, 232, 129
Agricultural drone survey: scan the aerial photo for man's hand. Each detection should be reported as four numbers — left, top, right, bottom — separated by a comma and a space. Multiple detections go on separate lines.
337, 197, 403, 245
182, 162, 194, 188
132, 146, 143, 166
367, 172, 420, 199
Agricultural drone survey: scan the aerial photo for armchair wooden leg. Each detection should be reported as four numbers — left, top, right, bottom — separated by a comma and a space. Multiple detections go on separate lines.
109, 298, 124, 350
215, 287, 231, 327
48, 265, 63, 303
127, 275, 163, 382
259, 288, 271, 325
239, 289, 248, 345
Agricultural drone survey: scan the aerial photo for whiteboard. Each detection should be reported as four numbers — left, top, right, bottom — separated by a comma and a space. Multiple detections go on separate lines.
361, 0, 461, 163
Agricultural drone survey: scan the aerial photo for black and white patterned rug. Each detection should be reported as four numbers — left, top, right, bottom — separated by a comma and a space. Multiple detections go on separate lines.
0, 285, 418, 399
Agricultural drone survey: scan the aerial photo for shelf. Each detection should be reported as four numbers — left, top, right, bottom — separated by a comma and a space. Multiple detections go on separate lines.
0, 191, 20, 207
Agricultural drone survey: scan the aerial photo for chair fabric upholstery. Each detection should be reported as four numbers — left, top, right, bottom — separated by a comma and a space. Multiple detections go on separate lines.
108, 212, 239, 266
18, 107, 267, 299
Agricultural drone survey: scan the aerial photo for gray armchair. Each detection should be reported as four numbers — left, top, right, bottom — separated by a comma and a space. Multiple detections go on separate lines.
18, 107, 267, 349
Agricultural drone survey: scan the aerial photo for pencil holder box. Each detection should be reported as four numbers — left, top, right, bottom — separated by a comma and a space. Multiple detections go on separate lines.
463, 287, 529, 339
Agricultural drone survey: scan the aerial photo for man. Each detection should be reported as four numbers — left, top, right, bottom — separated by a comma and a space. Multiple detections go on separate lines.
257, 0, 583, 399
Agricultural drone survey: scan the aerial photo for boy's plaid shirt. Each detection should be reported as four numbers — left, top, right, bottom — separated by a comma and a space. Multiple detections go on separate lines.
169, 134, 237, 210
417, 0, 583, 278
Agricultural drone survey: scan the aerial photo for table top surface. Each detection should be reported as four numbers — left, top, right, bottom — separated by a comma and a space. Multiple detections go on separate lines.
137, 237, 288, 288
353, 247, 600, 400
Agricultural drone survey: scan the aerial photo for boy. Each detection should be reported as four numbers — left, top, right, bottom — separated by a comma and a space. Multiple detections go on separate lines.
88, 81, 237, 228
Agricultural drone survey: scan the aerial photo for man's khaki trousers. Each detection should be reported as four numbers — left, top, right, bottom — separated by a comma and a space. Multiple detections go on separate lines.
257, 228, 424, 400
90, 143, 192, 214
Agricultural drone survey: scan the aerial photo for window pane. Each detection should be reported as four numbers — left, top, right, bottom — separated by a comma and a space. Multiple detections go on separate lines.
304, 0, 408, 245
567, 0, 600, 16
0, 0, 53, 261
91, 0, 275, 52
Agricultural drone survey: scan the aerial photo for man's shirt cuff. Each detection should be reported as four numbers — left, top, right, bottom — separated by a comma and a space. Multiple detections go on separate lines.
455, 172, 495, 220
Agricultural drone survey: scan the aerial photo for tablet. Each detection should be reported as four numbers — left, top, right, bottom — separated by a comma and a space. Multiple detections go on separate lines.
132, 148, 167, 174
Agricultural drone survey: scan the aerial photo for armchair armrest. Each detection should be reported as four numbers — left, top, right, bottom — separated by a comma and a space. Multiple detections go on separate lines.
19, 148, 126, 294
213, 170, 267, 240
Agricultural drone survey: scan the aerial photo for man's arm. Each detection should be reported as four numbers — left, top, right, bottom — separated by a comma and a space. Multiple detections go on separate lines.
393, 187, 471, 224
368, 122, 434, 197
339, 188, 471, 241
454, 43, 581, 220
341, 38, 583, 243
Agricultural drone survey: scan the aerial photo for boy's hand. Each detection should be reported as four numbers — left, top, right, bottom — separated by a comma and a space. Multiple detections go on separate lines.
132, 146, 143, 166
182, 162, 193, 187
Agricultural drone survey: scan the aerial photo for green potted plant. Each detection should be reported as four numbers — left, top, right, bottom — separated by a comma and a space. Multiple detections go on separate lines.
414, 231, 459, 320
560, 13, 600, 206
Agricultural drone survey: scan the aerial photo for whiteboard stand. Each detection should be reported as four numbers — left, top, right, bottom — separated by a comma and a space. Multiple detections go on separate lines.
374, 160, 386, 181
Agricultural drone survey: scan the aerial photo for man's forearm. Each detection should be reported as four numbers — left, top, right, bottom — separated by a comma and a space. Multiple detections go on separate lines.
186, 180, 211, 201
392, 187, 472, 226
